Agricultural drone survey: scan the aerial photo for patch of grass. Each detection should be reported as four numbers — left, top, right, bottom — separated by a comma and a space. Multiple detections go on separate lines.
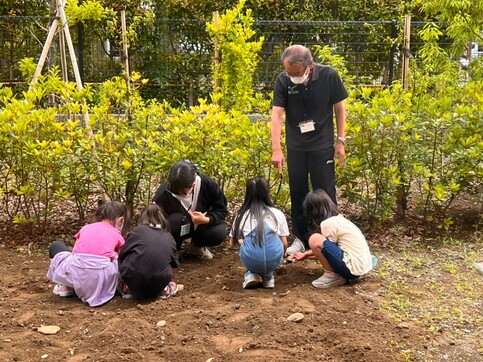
441, 235, 463, 246
377, 238, 483, 360
442, 263, 458, 274
380, 280, 412, 321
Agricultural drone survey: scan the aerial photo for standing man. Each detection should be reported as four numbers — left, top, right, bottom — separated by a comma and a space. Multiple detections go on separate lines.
271, 44, 348, 255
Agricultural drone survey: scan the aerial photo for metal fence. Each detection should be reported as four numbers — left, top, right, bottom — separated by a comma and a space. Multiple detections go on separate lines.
0, 16, 444, 104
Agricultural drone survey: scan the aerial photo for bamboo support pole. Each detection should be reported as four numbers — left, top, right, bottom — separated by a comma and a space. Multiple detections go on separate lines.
121, 11, 130, 85
30, 18, 59, 87
59, 27, 68, 81
121, 10, 132, 121
213, 11, 221, 98
402, 15, 411, 90
58, 0, 83, 91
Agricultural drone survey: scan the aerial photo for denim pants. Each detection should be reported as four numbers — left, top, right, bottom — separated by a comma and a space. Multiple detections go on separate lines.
322, 239, 358, 280
239, 227, 284, 281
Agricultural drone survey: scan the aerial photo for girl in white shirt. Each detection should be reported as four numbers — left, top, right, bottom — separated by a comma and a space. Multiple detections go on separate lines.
293, 189, 373, 288
229, 176, 289, 289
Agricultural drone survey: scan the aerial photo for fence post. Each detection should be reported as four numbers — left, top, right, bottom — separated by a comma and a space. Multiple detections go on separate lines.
396, 16, 412, 218
388, 20, 397, 85
401, 15, 411, 89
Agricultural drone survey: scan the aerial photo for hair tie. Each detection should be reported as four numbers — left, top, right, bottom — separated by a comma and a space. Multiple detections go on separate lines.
184, 159, 199, 171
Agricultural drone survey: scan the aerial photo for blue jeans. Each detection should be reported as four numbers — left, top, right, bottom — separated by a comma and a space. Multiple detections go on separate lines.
322, 239, 358, 280
239, 227, 284, 281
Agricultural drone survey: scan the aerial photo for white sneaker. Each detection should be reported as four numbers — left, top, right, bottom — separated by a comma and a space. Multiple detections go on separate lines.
263, 277, 275, 289
312, 271, 346, 288
286, 238, 305, 255
243, 271, 262, 289
199, 247, 213, 260
53, 284, 74, 297
189, 244, 214, 260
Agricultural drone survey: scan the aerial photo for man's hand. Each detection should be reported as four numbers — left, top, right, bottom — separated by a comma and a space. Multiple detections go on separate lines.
334, 142, 345, 167
271, 150, 285, 173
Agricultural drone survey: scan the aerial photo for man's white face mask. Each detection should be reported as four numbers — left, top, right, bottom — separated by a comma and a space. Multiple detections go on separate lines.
289, 67, 309, 84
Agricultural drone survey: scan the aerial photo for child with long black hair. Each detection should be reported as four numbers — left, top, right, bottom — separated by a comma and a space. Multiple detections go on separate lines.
293, 189, 373, 288
229, 176, 289, 289
119, 204, 179, 300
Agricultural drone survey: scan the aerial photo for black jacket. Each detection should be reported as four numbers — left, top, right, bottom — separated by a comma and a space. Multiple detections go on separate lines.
152, 173, 228, 226
119, 225, 178, 299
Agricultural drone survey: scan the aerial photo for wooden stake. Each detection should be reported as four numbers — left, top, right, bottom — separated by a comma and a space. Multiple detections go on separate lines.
58, 0, 83, 90
213, 11, 221, 98
30, 18, 59, 87
121, 10, 132, 122
402, 15, 411, 90
121, 10, 130, 90
59, 25, 68, 81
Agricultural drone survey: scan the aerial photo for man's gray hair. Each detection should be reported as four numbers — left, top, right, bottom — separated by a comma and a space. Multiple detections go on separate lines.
281, 45, 313, 67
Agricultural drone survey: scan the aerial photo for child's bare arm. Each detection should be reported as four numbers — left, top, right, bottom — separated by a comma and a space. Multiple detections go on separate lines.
280, 236, 288, 253
293, 249, 314, 261
228, 237, 243, 248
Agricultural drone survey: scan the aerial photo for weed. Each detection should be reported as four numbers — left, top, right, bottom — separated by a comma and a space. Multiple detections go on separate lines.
442, 263, 458, 274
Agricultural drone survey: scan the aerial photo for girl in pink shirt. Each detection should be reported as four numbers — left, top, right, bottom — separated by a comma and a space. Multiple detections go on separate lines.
47, 201, 129, 307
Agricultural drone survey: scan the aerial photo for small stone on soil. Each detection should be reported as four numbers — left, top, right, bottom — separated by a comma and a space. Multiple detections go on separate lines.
287, 312, 304, 322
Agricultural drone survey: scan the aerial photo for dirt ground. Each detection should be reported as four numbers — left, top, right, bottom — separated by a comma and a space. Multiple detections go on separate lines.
0, 229, 482, 362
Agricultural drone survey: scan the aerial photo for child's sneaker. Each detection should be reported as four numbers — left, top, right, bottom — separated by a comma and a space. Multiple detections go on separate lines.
311, 271, 346, 288
262, 277, 275, 289
117, 281, 132, 299
53, 284, 74, 297
286, 238, 305, 255
242, 271, 262, 289
158, 281, 178, 300
371, 255, 378, 269
189, 243, 214, 260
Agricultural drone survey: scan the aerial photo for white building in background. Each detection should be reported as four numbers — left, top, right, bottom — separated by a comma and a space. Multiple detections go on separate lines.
469, 42, 482, 59
461, 41, 482, 69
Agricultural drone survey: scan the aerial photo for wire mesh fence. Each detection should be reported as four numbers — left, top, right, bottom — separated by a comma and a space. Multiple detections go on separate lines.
0, 16, 448, 104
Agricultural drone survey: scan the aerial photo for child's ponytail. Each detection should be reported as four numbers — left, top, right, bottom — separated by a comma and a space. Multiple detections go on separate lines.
96, 201, 130, 227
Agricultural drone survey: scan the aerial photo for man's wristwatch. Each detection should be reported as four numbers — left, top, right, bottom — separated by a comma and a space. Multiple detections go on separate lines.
337, 136, 346, 145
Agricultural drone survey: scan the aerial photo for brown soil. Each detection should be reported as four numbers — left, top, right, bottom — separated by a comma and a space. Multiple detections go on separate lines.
0, 245, 400, 362
0, 235, 482, 362
0, 200, 482, 362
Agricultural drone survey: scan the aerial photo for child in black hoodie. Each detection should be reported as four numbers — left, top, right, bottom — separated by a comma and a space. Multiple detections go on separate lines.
119, 204, 179, 300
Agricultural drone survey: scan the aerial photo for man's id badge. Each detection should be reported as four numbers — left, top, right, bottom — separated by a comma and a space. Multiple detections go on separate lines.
299, 120, 315, 134
180, 223, 191, 236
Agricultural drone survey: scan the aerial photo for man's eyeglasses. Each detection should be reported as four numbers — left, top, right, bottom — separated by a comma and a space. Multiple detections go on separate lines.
283, 66, 308, 78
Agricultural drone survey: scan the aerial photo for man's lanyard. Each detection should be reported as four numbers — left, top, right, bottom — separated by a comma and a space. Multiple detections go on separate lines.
300, 79, 311, 120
